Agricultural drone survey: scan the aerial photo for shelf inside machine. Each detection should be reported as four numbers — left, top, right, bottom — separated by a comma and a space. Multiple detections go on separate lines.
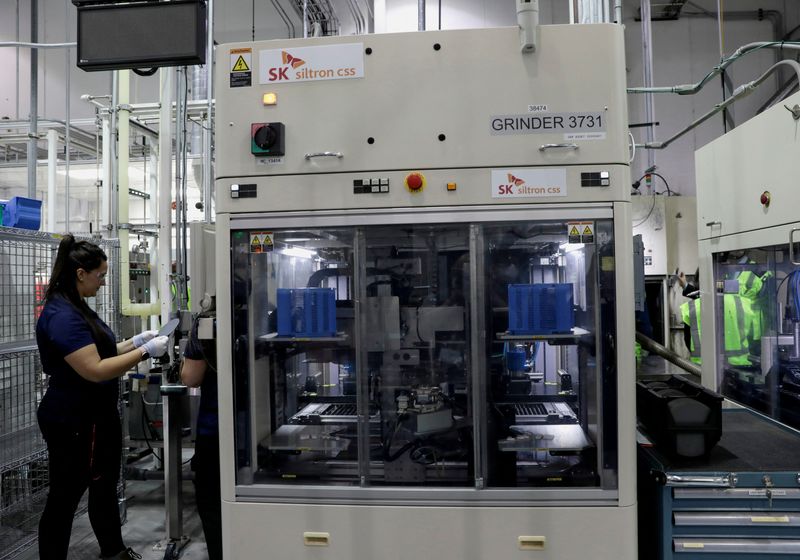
497, 327, 591, 345
258, 332, 350, 344
499, 424, 593, 454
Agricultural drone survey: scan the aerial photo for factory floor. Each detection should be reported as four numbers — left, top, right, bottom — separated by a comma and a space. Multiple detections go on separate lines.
17, 454, 210, 560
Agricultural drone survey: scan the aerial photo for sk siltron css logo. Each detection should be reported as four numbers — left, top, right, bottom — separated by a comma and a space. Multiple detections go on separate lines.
498, 174, 525, 194
268, 51, 306, 81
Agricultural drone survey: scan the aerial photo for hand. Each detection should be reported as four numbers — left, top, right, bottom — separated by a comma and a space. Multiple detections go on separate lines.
133, 330, 158, 348
677, 272, 686, 288
141, 336, 169, 358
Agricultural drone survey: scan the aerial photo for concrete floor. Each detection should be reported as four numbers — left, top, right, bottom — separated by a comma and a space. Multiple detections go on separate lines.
17, 461, 209, 560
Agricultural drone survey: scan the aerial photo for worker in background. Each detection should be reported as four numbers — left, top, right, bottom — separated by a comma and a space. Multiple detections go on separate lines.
679, 267, 770, 368
180, 301, 221, 560
678, 270, 702, 364
35, 234, 168, 560
725, 269, 771, 368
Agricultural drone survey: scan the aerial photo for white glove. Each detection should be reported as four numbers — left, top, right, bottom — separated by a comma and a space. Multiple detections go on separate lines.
141, 336, 169, 358
133, 330, 158, 349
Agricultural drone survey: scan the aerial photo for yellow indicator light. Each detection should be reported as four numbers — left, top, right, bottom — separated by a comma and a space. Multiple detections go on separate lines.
446, 182, 457, 191
262, 92, 278, 105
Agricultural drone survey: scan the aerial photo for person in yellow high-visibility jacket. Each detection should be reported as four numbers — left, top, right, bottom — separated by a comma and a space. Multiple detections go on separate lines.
680, 297, 702, 364
679, 270, 770, 366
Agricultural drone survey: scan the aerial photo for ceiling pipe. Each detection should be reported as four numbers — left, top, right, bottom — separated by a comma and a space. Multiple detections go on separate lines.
628, 41, 800, 95
641, 59, 800, 150
27, 0, 38, 199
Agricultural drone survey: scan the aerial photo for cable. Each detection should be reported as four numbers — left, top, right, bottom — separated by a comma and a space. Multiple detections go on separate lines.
132, 67, 158, 77
647, 172, 673, 195
632, 172, 673, 196
632, 193, 658, 227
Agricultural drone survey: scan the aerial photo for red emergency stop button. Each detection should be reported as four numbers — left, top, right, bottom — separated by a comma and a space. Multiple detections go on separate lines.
760, 190, 771, 207
405, 172, 425, 193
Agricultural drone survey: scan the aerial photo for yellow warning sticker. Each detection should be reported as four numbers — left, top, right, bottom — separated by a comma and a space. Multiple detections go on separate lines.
751, 516, 790, 523
566, 221, 595, 243
232, 55, 250, 72
250, 231, 273, 253
682, 543, 704, 549
230, 48, 252, 88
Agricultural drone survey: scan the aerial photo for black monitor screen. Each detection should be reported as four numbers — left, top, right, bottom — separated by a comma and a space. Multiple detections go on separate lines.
78, 1, 206, 71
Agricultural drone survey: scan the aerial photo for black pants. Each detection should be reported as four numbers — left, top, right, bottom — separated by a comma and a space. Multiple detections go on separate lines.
38, 413, 125, 560
192, 434, 222, 560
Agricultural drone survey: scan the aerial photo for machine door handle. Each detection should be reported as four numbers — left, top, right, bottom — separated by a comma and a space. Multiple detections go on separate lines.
305, 151, 343, 160
790, 228, 800, 265
538, 143, 579, 152
665, 474, 734, 487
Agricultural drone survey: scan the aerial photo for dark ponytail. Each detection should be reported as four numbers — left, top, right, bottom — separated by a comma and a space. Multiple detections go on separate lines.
44, 234, 110, 344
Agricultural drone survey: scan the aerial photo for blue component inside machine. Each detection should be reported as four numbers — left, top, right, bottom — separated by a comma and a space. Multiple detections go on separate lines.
277, 287, 337, 337
508, 283, 575, 335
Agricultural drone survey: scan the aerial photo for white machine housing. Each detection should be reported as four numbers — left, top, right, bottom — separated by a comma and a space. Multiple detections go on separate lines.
215, 24, 636, 560
696, 91, 800, 393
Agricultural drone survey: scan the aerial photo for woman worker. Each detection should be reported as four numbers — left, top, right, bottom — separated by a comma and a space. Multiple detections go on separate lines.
35, 235, 169, 560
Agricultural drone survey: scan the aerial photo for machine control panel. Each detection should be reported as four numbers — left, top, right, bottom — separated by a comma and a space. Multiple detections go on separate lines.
353, 178, 390, 194
580, 171, 610, 187
251, 122, 285, 156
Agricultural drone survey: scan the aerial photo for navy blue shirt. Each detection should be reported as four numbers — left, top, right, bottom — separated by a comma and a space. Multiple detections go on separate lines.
36, 296, 119, 424
184, 320, 218, 436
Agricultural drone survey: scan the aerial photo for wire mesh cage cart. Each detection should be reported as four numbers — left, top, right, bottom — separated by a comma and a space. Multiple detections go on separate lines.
0, 227, 120, 560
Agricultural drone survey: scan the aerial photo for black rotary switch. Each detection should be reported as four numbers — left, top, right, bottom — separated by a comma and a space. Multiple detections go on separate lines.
253, 124, 277, 149
250, 122, 285, 156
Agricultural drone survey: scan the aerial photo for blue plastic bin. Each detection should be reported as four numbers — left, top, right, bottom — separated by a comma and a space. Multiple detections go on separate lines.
0, 201, 6, 226
4, 197, 42, 230
508, 283, 574, 335
276, 288, 337, 337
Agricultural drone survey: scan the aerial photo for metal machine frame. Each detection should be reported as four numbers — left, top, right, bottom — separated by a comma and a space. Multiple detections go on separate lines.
215, 24, 636, 559
696, 91, 800, 421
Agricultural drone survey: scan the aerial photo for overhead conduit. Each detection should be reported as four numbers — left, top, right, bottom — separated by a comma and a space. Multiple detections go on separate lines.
117, 70, 161, 317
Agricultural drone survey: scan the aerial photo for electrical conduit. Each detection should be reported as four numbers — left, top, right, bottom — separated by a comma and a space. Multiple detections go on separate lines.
118, 70, 160, 317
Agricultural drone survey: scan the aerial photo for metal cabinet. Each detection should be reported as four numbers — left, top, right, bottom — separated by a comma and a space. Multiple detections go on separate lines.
639, 408, 800, 559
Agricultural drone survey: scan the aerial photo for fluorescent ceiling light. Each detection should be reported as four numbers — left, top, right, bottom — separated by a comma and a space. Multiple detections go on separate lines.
282, 246, 317, 259
558, 242, 584, 253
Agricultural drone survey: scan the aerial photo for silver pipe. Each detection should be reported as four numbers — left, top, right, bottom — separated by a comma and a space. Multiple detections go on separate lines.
643, 59, 800, 150
111, 73, 119, 233
793, 322, 800, 361
270, 0, 295, 38
27, 0, 38, 199
345, 0, 360, 34
628, 41, 800, 94
205, 0, 214, 223
614, 0, 622, 23
0, 41, 76, 48
360, 0, 374, 32
15, 0, 19, 119
716, 0, 723, 58
418, 0, 425, 31
303, 0, 308, 38
65, 0, 71, 231
639, 0, 656, 180
636, 332, 702, 378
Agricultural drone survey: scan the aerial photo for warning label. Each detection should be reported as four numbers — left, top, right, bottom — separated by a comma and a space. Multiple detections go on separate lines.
232, 56, 250, 72
249, 231, 273, 253
230, 48, 252, 88
566, 221, 594, 244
